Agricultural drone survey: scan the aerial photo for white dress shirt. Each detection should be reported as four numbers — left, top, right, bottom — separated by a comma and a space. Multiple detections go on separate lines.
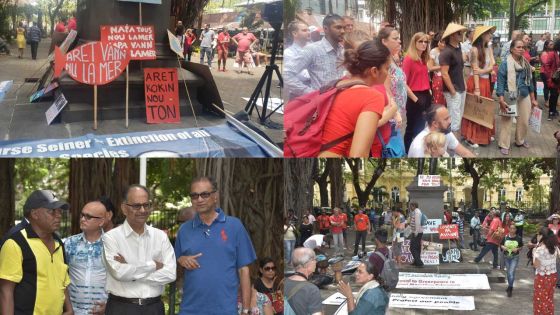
102, 220, 176, 298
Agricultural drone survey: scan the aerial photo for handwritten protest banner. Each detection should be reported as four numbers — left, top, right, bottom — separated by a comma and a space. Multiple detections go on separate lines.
100, 25, 156, 60
54, 41, 130, 85
144, 68, 180, 123
418, 175, 441, 187
401, 240, 440, 265
463, 93, 495, 129
423, 219, 442, 234
396, 273, 490, 290
529, 107, 542, 133
389, 293, 475, 310
438, 224, 459, 239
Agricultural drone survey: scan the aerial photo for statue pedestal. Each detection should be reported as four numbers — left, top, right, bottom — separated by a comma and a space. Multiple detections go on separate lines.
407, 177, 448, 243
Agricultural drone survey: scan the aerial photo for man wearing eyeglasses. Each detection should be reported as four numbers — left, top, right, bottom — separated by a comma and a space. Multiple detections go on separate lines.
102, 185, 176, 315
64, 201, 108, 315
175, 176, 256, 315
0, 190, 74, 315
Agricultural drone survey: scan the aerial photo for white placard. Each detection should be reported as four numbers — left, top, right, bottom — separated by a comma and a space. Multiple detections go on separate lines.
396, 273, 490, 290
322, 292, 347, 306
418, 175, 441, 187
45, 93, 68, 125
167, 29, 184, 58
529, 107, 542, 133
389, 293, 475, 310
420, 251, 440, 265
423, 219, 442, 234
422, 241, 443, 254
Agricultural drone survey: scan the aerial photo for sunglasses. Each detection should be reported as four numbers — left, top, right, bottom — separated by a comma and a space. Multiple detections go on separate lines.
126, 202, 153, 211
263, 266, 276, 271
189, 191, 216, 200
81, 212, 103, 220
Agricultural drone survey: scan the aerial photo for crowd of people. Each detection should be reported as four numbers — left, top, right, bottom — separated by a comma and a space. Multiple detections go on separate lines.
0, 177, 283, 315
174, 22, 267, 74
284, 13, 560, 157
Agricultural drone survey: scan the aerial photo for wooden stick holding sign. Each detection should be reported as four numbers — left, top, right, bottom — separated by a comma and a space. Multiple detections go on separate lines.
176, 57, 199, 127
94, 85, 98, 129
126, 66, 129, 127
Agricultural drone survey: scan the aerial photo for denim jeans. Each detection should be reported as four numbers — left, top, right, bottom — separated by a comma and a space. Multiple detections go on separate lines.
469, 229, 480, 250
504, 255, 519, 287
332, 232, 344, 255
200, 46, 213, 67
284, 239, 295, 264
475, 242, 498, 267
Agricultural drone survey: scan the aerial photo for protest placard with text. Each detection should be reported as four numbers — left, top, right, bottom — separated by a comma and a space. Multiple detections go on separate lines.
438, 224, 459, 239
144, 68, 180, 123
463, 93, 495, 129
100, 25, 156, 60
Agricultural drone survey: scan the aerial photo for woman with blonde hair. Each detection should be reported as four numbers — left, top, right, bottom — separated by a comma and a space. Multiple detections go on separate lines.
461, 25, 496, 148
402, 32, 431, 152
424, 131, 448, 157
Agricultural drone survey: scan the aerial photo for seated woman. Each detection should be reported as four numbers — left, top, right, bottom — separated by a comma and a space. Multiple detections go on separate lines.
253, 258, 283, 315
319, 40, 390, 157
338, 261, 389, 314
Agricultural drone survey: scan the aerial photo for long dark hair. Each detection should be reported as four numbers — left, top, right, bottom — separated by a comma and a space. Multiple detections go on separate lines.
363, 260, 388, 291
473, 31, 490, 68
539, 227, 558, 255
430, 31, 442, 51
343, 40, 390, 76
543, 40, 552, 52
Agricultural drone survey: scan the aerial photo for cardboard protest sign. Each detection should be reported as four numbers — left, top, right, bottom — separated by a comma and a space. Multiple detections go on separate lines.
144, 68, 180, 123
418, 175, 440, 187
54, 41, 130, 85
401, 240, 440, 265
167, 29, 184, 58
529, 107, 542, 133
423, 219, 442, 234
438, 224, 459, 239
442, 247, 462, 263
100, 25, 156, 60
422, 241, 443, 253
463, 93, 495, 129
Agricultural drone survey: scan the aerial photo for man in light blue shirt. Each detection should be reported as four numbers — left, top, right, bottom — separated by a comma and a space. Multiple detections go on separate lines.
200, 24, 215, 68
284, 20, 310, 101
469, 211, 481, 251
64, 201, 108, 315
284, 14, 345, 99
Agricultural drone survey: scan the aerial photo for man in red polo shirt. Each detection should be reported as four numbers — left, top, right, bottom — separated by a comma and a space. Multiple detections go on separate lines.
317, 209, 331, 248
232, 27, 257, 74
330, 207, 344, 256
353, 209, 370, 256
471, 209, 502, 268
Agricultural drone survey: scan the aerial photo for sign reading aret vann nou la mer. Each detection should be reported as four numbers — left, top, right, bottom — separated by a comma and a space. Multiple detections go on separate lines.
100, 25, 156, 60
144, 68, 180, 124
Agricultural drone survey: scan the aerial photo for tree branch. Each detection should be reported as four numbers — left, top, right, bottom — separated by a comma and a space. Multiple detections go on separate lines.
516, 0, 549, 19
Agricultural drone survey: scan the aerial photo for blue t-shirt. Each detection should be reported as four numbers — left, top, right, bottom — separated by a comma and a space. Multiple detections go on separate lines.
174, 208, 257, 315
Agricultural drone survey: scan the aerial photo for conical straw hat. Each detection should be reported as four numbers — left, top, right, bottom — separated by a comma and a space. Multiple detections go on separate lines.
442, 23, 467, 40
473, 25, 496, 44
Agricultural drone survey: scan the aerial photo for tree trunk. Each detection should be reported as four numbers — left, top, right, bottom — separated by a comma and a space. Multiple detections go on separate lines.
285, 158, 315, 219
463, 159, 482, 210
313, 159, 330, 207
509, 0, 516, 39
171, 0, 211, 27
195, 159, 283, 275
345, 158, 387, 207
0, 159, 15, 237
471, 176, 480, 210
328, 0, 333, 14
329, 159, 344, 208
111, 159, 139, 223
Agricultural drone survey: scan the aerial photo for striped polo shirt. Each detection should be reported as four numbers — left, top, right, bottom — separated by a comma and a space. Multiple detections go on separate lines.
0, 224, 70, 315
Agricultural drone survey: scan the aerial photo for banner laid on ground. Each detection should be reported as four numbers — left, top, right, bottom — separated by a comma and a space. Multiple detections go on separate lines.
144, 68, 180, 123
100, 25, 156, 60
423, 219, 442, 234
0, 123, 279, 157
396, 273, 490, 290
401, 241, 440, 265
389, 293, 475, 310
418, 175, 441, 187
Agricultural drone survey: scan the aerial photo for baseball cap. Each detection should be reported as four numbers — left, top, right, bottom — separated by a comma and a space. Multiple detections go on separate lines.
24, 190, 69, 212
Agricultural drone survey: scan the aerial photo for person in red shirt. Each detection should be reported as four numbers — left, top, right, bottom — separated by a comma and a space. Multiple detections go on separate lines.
67, 13, 77, 31
330, 207, 345, 256
443, 206, 452, 224
402, 32, 432, 152
217, 26, 231, 72
319, 40, 390, 157
54, 18, 67, 33
232, 27, 257, 74
353, 209, 370, 256
471, 209, 502, 268
317, 209, 331, 248
184, 28, 197, 62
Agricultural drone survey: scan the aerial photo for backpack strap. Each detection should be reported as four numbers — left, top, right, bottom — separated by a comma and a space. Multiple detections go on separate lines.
374, 250, 389, 262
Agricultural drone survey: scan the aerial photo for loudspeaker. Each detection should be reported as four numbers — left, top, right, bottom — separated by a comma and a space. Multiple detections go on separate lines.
262, 0, 283, 25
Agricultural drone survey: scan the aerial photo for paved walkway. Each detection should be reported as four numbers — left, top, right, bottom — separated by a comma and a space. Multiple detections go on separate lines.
300, 223, 560, 314
0, 39, 283, 144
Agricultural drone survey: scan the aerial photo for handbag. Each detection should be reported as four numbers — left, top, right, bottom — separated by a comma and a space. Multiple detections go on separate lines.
377, 123, 405, 158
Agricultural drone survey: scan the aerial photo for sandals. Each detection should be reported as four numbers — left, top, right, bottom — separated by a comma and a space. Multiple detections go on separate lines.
514, 142, 530, 149
500, 147, 510, 155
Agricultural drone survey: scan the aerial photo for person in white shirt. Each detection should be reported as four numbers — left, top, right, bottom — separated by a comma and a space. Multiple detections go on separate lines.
408, 105, 475, 157
65, 201, 108, 315
102, 185, 176, 315
284, 20, 310, 100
